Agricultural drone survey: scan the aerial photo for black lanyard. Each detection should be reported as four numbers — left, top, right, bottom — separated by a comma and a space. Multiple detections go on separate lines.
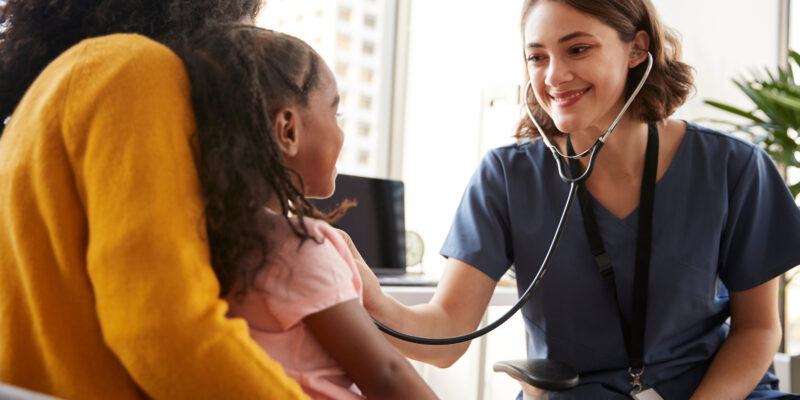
566, 124, 659, 371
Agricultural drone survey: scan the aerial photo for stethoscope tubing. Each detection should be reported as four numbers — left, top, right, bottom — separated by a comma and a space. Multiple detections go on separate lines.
373, 52, 654, 345
373, 181, 579, 345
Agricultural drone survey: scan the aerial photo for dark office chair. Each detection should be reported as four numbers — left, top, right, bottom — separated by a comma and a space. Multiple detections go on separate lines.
493, 358, 579, 400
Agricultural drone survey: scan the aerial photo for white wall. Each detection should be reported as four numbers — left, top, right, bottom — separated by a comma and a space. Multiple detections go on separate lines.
653, 0, 779, 123
401, 0, 524, 274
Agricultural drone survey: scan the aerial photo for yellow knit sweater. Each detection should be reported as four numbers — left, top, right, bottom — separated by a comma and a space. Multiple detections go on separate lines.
0, 34, 308, 399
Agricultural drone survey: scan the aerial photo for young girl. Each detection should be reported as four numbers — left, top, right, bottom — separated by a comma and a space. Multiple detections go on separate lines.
351, 0, 800, 399
177, 25, 437, 400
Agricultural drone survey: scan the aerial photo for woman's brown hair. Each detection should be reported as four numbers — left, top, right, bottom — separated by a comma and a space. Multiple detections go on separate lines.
516, 0, 694, 139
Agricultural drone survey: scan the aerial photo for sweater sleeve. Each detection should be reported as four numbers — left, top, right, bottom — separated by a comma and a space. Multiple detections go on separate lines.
62, 34, 308, 399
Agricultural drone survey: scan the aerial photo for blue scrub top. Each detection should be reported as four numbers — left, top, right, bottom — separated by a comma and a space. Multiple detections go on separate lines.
441, 122, 800, 399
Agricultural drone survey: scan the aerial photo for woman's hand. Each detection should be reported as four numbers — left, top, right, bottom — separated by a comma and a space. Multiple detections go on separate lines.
336, 229, 383, 313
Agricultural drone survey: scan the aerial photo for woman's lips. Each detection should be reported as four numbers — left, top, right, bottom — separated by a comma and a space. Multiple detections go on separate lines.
549, 87, 591, 107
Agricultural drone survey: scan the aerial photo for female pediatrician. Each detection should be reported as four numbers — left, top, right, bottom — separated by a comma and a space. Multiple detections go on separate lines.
348, 0, 800, 398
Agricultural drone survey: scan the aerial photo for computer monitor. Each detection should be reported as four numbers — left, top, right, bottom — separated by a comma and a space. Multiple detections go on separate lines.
310, 174, 406, 276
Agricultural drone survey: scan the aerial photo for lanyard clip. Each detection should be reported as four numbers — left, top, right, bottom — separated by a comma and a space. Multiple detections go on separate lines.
628, 366, 645, 393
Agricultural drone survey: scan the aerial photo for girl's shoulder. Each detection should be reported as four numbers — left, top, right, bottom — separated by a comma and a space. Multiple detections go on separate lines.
267, 212, 348, 261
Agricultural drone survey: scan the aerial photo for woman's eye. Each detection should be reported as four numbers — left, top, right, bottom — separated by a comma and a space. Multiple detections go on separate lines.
526, 54, 546, 63
569, 45, 591, 55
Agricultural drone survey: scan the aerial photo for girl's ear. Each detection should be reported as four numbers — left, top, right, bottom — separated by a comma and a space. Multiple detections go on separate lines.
274, 108, 299, 157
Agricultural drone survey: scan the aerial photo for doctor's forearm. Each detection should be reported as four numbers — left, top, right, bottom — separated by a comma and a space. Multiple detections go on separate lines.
690, 326, 780, 400
367, 293, 474, 368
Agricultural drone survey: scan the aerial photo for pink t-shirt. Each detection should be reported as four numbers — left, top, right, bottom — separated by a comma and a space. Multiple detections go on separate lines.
226, 215, 364, 400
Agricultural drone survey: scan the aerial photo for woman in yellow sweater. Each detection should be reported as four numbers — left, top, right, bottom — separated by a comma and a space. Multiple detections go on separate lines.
0, 1, 307, 399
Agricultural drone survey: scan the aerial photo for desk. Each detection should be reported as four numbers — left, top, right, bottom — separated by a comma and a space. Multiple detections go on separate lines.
383, 284, 518, 307
381, 284, 520, 400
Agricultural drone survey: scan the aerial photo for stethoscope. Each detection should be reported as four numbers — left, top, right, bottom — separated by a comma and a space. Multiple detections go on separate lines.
373, 52, 655, 345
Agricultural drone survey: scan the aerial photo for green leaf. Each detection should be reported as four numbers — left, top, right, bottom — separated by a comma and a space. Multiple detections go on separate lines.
784, 58, 794, 81
703, 100, 766, 124
790, 182, 800, 199
701, 51, 800, 198
736, 81, 788, 126
790, 50, 800, 70
766, 68, 778, 84
760, 90, 800, 111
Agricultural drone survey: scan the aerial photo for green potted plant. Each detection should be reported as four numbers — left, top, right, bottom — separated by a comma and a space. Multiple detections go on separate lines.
704, 49, 800, 389
704, 50, 800, 197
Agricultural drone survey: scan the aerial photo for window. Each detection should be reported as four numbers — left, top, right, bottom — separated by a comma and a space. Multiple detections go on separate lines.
338, 7, 353, 22
356, 150, 370, 165
362, 41, 375, 55
335, 62, 350, 78
359, 95, 372, 110
358, 122, 371, 137
336, 34, 351, 51
360, 67, 374, 83
364, 14, 377, 28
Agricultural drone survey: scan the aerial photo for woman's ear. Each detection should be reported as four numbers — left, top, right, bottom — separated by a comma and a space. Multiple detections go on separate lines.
628, 30, 651, 69
274, 108, 299, 157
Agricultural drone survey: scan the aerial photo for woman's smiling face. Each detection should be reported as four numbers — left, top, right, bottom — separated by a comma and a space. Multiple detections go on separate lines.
523, 1, 642, 134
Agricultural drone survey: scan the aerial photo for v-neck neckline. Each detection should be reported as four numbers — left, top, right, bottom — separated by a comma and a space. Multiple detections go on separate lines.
580, 122, 690, 226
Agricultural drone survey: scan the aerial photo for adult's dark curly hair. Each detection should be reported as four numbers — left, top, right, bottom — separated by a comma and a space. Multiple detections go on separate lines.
177, 25, 351, 298
0, 0, 262, 123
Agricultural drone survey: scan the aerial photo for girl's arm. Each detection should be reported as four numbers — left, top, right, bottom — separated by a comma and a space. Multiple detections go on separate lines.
691, 277, 781, 399
304, 299, 438, 399
340, 230, 497, 367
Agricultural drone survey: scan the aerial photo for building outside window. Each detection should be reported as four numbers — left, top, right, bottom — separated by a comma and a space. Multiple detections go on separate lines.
335, 62, 350, 78
358, 122, 371, 137
360, 67, 374, 83
336, 34, 351, 51
259, 0, 396, 177
338, 7, 353, 22
362, 40, 375, 55
364, 13, 377, 28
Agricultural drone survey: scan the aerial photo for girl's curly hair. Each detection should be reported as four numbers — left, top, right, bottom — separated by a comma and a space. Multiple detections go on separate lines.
0, 0, 262, 122
177, 25, 352, 299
